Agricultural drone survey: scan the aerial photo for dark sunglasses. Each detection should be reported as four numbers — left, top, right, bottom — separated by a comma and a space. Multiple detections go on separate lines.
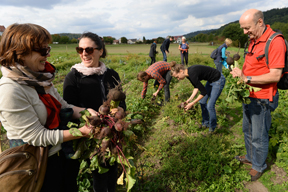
33, 46, 51, 56
76, 47, 101, 54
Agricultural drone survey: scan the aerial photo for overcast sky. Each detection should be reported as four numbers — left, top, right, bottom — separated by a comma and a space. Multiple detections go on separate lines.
0, 0, 287, 39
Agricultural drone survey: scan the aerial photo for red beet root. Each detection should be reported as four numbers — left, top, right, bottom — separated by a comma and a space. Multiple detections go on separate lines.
177, 102, 186, 109
99, 100, 111, 115
98, 127, 112, 140
114, 120, 124, 132
87, 116, 101, 127
107, 83, 126, 102
114, 107, 126, 120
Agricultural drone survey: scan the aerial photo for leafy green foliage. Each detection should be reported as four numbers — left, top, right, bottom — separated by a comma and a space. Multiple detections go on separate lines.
32, 44, 288, 191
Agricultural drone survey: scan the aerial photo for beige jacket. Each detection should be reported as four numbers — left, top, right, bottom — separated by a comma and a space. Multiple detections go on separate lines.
0, 77, 74, 156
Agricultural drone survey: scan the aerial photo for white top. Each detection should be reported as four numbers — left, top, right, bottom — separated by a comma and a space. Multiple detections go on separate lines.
0, 77, 74, 156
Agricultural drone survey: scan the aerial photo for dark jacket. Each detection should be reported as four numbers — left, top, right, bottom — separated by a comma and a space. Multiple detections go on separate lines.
160, 39, 171, 52
63, 68, 126, 112
214, 43, 227, 62
149, 43, 157, 57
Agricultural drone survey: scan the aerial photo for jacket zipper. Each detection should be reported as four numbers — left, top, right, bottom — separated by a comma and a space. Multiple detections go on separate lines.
0, 152, 30, 164
0, 169, 34, 179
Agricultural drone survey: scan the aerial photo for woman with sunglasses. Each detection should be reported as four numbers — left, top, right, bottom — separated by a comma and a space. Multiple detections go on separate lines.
170, 62, 225, 133
63, 32, 126, 192
0, 23, 96, 192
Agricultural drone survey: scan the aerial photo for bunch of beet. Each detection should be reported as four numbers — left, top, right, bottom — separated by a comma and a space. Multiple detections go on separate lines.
70, 84, 142, 164
227, 42, 241, 71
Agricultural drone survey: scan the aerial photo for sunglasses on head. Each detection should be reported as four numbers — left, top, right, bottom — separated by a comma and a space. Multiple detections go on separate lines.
76, 47, 101, 54
33, 46, 51, 56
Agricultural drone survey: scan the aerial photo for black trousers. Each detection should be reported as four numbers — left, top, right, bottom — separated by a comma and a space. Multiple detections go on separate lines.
180, 51, 188, 65
150, 56, 156, 65
41, 150, 80, 192
153, 71, 172, 102
92, 162, 118, 192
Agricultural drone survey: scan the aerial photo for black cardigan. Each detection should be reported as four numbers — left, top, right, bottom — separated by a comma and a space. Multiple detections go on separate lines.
63, 68, 126, 112
187, 65, 221, 96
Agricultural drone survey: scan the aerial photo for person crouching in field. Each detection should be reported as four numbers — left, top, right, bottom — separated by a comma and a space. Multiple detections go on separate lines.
137, 61, 172, 102
170, 62, 225, 132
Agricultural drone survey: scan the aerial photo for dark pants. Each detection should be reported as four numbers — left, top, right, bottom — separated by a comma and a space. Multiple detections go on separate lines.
150, 57, 156, 65
41, 150, 79, 192
153, 71, 172, 102
92, 163, 118, 192
180, 51, 188, 65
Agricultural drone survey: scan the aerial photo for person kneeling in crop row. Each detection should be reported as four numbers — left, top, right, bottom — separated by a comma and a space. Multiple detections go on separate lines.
137, 61, 172, 102
170, 62, 225, 132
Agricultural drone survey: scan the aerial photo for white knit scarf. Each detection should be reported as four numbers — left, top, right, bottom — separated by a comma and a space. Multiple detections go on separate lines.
71, 62, 107, 76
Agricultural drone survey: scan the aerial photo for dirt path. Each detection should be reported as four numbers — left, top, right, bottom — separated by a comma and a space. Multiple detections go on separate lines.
241, 181, 269, 192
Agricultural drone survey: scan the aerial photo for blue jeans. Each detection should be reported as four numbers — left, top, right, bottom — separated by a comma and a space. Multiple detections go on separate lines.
214, 60, 222, 73
199, 73, 225, 131
162, 50, 167, 61
243, 91, 279, 173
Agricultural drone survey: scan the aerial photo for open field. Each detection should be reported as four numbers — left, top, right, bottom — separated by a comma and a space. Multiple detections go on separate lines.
50, 42, 242, 57
1, 43, 287, 192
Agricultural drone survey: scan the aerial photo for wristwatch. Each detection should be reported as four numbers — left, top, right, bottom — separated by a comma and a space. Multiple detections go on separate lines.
246, 76, 252, 84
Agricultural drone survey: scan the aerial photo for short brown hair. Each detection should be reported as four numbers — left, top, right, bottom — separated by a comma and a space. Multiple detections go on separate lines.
137, 71, 148, 81
0, 23, 52, 67
170, 61, 186, 76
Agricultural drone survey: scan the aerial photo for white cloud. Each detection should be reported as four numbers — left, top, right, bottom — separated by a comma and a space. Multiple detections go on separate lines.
0, 0, 287, 39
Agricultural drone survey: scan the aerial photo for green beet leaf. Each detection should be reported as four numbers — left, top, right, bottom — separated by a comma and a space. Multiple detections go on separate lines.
69, 128, 83, 137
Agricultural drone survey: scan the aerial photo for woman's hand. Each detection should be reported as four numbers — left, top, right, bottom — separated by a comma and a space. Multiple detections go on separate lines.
184, 99, 191, 105
63, 125, 93, 142
87, 108, 99, 116
184, 102, 194, 111
78, 125, 93, 138
153, 91, 159, 97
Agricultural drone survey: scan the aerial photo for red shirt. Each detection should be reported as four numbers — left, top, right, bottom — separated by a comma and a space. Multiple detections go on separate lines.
141, 61, 171, 98
243, 25, 286, 101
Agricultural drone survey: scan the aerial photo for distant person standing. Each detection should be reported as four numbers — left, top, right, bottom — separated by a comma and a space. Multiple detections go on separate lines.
160, 36, 174, 61
178, 37, 189, 65
213, 38, 232, 73
149, 40, 157, 65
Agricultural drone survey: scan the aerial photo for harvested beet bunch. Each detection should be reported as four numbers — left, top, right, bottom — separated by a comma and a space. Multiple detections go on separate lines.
107, 83, 126, 109
69, 104, 142, 190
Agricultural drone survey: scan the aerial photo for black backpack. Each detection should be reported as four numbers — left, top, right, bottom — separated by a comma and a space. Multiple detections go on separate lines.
210, 48, 218, 59
263, 32, 288, 90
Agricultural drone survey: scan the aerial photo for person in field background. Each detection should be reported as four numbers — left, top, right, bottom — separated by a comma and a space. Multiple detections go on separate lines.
213, 38, 232, 73
149, 40, 157, 65
160, 36, 174, 62
178, 36, 189, 65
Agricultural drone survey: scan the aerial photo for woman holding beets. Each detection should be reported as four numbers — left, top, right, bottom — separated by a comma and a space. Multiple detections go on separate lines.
0, 23, 96, 192
170, 62, 225, 132
63, 32, 126, 192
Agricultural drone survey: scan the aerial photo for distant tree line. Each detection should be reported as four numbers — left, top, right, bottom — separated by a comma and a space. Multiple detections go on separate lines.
49, 7, 288, 46
185, 7, 288, 47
